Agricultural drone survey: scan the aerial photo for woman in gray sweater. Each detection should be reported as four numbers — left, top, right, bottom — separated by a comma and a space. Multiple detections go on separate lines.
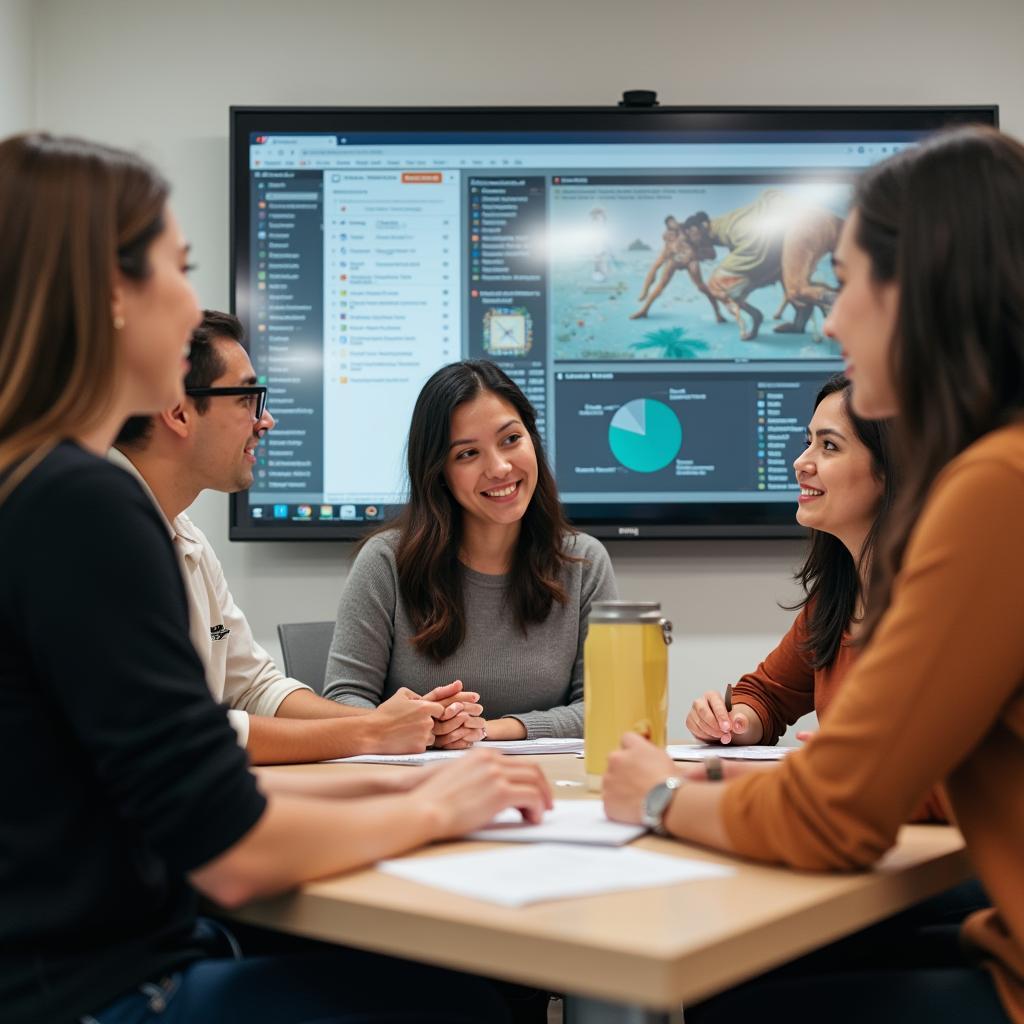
324, 360, 618, 743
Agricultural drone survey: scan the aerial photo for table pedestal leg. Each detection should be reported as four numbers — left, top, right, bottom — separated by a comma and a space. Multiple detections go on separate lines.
563, 995, 683, 1024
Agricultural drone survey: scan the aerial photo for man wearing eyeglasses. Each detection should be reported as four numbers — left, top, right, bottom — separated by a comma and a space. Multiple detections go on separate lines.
111, 310, 480, 764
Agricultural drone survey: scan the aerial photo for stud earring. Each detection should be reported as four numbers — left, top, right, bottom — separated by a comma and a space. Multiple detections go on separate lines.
113, 315, 125, 330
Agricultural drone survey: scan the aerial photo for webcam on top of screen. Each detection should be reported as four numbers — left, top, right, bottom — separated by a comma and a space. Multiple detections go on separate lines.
619, 90, 659, 108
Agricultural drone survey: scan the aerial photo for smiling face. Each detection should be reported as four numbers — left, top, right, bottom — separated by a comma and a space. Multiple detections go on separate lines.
792, 390, 884, 551
823, 210, 901, 419
443, 390, 538, 533
189, 338, 275, 493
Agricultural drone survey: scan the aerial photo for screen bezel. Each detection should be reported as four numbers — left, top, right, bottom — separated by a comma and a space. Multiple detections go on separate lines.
228, 103, 998, 541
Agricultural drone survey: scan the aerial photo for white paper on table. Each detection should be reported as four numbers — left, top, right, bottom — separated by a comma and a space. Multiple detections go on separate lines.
467, 800, 645, 846
323, 750, 464, 766
476, 737, 583, 755
667, 744, 797, 762
378, 843, 734, 907
325, 737, 583, 766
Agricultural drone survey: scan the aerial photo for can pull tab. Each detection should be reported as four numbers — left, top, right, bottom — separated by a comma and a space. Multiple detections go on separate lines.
660, 618, 673, 646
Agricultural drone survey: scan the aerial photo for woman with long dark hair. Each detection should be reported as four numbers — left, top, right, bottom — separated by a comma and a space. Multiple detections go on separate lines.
686, 374, 895, 744
688, 375, 953, 825
0, 134, 549, 1024
325, 359, 618, 742
603, 125, 1024, 1022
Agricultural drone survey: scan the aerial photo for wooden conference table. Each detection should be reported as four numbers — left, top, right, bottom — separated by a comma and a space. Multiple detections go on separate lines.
231, 753, 970, 1023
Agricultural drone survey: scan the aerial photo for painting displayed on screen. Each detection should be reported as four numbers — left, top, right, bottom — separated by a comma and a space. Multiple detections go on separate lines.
550, 182, 847, 360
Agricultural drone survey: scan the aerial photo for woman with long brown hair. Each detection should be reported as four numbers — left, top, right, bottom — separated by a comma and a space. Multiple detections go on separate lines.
603, 125, 1024, 1022
0, 134, 548, 1024
325, 359, 618, 743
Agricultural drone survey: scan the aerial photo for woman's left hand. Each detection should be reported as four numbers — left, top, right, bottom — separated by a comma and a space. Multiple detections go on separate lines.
603, 732, 678, 824
432, 701, 487, 749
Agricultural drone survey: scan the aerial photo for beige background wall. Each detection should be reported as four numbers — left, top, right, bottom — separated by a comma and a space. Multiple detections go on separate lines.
9, 0, 1024, 735
0, 0, 33, 137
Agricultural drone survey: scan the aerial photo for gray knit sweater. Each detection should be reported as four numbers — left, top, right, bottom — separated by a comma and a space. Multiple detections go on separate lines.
323, 530, 618, 738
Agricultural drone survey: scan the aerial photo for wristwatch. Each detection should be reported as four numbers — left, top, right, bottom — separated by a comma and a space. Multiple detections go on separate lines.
641, 776, 682, 835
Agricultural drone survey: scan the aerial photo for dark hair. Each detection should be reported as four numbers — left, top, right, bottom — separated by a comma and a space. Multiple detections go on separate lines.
0, 133, 168, 499
387, 359, 576, 661
790, 374, 895, 669
683, 212, 710, 231
115, 309, 244, 447
857, 126, 1024, 642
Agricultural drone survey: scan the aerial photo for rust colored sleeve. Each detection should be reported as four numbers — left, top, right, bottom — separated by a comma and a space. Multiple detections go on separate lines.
730, 606, 817, 744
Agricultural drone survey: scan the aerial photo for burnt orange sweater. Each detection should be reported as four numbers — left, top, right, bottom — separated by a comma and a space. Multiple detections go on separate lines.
731, 608, 948, 822
721, 423, 1024, 1023
731, 605, 857, 745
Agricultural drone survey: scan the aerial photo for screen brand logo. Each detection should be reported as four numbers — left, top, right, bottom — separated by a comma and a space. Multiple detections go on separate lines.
617, 527, 640, 537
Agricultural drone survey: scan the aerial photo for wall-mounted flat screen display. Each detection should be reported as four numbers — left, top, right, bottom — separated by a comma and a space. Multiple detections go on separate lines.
229, 104, 997, 539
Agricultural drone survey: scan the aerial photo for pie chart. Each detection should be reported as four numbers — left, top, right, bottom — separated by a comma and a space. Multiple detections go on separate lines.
608, 398, 682, 473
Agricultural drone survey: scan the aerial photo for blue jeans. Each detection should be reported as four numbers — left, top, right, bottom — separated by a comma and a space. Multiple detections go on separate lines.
83, 919, 511, 1024
687, 880, 1009, 1023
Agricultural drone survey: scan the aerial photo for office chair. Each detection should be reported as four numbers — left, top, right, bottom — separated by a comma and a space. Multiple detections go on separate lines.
276, 620, 336, 694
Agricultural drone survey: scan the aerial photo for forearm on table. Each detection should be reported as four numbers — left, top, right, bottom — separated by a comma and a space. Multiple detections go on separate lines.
663, 780, 734, 851
485, 717, 527, 741
253, 765, 408, 799
245, 714, 377, 765
276, 687, 371, 719
191, 791, 439, 908
505, 702, 583, 740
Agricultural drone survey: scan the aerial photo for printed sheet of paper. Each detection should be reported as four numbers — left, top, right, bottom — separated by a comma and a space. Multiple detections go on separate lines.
378, 843, 735, 907
324, 750, 463, 766
325, 736, 584, 766
477, 737, 583, 755
667, 744, 797, 762
467, 799, 645, 846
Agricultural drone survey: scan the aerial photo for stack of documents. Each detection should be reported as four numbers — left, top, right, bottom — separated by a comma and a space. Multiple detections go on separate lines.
667, 744, 796, 761
327, 736, 583, 766
467, 799, 644, 846
479, 738, 583, 755
379, 844, 734, 907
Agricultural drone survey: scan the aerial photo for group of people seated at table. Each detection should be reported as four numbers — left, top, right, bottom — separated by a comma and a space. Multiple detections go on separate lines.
1, 126, 1021, 1023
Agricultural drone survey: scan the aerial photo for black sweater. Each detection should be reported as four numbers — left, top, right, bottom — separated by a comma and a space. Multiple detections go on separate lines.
0, 442, 266, 1023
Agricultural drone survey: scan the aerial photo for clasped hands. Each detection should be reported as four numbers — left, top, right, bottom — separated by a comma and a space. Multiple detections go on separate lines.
424, 680, 487, 750
372, 680, 487, 752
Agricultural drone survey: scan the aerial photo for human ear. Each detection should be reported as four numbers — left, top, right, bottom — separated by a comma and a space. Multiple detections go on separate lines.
160, 403, 189, 439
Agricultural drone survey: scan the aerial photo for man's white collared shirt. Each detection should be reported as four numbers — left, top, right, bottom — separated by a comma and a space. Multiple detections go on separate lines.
108, 448, 311, 746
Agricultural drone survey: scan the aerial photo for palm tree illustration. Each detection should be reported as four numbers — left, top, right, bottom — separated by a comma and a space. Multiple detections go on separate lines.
631, 327, 709, 359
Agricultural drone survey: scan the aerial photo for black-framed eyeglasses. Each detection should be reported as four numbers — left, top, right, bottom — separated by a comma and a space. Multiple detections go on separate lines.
185, 385, 268, 421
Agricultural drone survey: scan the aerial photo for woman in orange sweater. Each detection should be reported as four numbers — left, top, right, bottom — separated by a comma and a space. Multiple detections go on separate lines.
605, 125, 1024, 1023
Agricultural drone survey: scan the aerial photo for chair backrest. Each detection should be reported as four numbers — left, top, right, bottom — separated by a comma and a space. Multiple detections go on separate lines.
277, 620, 336, 695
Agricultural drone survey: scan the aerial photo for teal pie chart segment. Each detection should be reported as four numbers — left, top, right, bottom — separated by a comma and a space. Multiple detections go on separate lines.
608, 398, 682, 473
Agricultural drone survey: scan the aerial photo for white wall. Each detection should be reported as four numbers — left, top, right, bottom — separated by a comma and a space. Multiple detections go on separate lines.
28, 0, 1024, 733
0, 0, 33, 136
